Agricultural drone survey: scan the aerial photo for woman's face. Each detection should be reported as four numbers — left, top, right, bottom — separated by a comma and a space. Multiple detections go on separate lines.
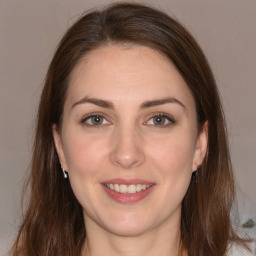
53, 45, 207, 236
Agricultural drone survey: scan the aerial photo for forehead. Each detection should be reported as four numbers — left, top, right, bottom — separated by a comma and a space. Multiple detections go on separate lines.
67, 45, 195, 110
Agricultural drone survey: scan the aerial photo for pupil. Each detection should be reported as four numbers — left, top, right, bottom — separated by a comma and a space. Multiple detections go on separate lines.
154, 116, 164, 125
93, 116, 102, 124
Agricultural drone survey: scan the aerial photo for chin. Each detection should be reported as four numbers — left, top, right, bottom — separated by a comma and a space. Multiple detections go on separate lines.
106, 223, 151, 237
99, 211, 156, 237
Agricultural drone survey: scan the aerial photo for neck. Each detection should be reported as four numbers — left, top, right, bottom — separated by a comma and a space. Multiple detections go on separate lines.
82, 217, 186, 256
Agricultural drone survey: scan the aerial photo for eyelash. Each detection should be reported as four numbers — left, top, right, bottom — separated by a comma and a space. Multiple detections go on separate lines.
81, 113, 175, 128
81, 112, 111, 128
145, 113, 176, 128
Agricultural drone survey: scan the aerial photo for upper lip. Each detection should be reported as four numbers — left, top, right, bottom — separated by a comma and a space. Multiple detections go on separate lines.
101, 178, 155, 185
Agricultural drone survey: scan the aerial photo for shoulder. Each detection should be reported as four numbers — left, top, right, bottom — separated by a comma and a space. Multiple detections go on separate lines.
226, 242, 255, 256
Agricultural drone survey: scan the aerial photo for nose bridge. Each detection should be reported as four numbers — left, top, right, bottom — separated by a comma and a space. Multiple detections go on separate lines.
110, 121, 145, 169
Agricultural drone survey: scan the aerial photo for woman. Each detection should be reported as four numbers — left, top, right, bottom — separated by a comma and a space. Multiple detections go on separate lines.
11, 2, 252, 256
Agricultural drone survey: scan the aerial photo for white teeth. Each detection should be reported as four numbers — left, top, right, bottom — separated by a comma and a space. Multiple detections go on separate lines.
136, 184, 142, 192
120, 184, 127, 193
141, 185, 147, 190
105, 184, 152, 194
128, 184, 136, 194
114, 184, 120, 192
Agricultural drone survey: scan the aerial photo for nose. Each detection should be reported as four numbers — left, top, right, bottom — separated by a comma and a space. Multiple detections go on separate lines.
110, 126, 145, 169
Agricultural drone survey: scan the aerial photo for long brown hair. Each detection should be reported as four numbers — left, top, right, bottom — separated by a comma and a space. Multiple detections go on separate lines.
11, 3, 250, 256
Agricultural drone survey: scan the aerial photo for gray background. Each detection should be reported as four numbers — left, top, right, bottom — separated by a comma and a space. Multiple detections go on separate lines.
0, 0, 255, 255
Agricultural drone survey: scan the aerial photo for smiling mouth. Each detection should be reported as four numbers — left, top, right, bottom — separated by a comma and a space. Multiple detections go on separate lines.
104, 184, 153, 194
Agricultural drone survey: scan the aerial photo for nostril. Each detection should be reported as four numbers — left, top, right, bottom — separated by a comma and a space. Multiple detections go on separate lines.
109, 129, 145, 169
111, 157, 143, 169
110, 148, 145, 169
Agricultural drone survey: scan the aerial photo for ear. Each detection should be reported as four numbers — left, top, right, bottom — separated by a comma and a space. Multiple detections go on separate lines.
192, 121, 208, 171
52, 124, 68, 171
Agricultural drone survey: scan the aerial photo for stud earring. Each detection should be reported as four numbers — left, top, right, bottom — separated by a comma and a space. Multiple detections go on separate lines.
62, 168, 68, 179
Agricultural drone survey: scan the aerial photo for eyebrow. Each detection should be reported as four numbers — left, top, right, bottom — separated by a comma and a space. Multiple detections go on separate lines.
71, 96, 185, 110
140, 97, 185, 110
72, 97, 114, 109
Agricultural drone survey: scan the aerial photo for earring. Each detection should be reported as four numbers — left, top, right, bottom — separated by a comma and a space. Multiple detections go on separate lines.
192, 164, 198, 183
192, 170, 198, 183
62, 168, 68, 179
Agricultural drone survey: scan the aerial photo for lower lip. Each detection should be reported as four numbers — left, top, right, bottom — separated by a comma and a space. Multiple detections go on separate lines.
102, 184, 155, 204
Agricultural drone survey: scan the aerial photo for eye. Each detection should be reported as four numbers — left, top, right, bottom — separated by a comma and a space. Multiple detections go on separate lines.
145, 114, 175, 127
82, 114, 111, 127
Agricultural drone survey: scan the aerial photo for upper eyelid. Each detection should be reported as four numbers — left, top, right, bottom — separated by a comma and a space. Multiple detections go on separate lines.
145, 112, 175, 121
86, 111, 106, 116
81, 112, 110, 122
80, 112, 175, 125
144, 113, 176, 127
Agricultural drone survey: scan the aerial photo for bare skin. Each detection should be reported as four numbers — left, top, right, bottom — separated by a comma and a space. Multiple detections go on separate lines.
53, 45, 207, 256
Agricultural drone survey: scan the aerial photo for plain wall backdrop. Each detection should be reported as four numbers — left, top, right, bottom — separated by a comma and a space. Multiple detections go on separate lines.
0, 0, 255, 255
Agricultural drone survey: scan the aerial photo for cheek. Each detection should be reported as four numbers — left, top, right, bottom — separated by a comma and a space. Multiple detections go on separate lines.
61, 129, 110, 212
147, 131, 196, 177
62, 129, 109, 176
147, 131, 196, 207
